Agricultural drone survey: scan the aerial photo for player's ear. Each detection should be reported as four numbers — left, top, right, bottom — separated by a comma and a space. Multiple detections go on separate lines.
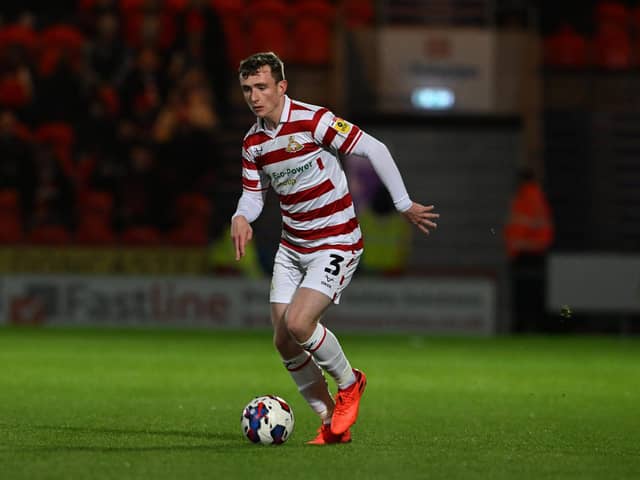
278, 79, 288, 96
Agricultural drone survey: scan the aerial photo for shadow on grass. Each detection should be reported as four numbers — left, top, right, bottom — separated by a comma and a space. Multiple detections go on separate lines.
0, 423, 248, 453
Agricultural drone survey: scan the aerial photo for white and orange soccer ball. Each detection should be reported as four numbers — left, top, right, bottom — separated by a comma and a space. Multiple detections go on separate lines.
241, 395, 295, 445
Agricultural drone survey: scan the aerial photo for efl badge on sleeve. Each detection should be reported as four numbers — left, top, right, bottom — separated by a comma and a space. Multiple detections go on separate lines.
331, 118, 352, 135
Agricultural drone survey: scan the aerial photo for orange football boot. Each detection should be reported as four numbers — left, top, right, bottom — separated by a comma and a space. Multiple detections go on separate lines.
330, 369, 367, 435
306, 424, 352, 445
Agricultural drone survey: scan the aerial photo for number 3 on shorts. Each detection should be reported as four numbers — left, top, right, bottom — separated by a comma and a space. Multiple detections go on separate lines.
324, 254, 344, 276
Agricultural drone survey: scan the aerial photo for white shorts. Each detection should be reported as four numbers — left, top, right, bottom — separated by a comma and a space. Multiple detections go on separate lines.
270, 245, 363, 305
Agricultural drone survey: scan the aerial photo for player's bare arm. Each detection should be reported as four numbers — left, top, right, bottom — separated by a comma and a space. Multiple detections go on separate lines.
402, 202, 439, 235
231, 215, 253, 261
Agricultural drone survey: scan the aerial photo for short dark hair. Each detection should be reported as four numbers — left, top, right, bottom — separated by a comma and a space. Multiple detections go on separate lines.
238, 52, 286, 83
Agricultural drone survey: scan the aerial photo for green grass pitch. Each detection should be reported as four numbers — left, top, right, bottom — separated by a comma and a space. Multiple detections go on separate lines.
1, 327, 639, 479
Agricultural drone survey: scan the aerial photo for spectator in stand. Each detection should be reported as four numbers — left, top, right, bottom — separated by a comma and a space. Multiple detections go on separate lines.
115, 142, 167, 233
78, 0, 120, 34
173, 0, 230, 117
119, 46, 167, 129
35, 35, 88, 124
2, 1, 77, 25
0, 49, 35, 118
153, 66, 219, 198
29, 141, 75, 233
86, 12, 130, 85
0, 109, 36, 224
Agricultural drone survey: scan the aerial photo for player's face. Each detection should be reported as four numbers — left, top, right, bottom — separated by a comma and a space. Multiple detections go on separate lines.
240, 66, 287, 127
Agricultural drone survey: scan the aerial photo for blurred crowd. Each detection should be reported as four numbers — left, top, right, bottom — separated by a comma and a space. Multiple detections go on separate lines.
0, 0, 373, 246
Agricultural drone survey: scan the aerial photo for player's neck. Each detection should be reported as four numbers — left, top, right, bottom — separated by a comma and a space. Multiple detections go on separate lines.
263, 116, 279, 130
263, 100, 285, 130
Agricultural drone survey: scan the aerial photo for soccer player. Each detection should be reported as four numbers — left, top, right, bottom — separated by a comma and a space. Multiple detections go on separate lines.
231, 52, 439, 445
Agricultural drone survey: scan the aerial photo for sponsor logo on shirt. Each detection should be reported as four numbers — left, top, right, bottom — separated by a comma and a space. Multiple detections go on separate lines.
271, 159, 314, 181
331, 117, 352, 135
276, 178, 297, 188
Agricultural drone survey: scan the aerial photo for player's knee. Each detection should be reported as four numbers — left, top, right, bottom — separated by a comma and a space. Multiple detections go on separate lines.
284, 310, 307, 343
273, 330, 293, 354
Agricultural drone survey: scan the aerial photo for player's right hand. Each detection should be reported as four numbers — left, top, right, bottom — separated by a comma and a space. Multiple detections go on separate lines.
231, 215, 253, 261
402, 202, 439, 236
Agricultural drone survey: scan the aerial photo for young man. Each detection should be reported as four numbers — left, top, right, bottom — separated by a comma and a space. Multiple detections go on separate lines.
231, 52, 439, 445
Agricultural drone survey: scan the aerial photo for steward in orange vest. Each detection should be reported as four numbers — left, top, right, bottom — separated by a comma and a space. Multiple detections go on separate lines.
504, 170, 554, 259
504, 168, 555, 332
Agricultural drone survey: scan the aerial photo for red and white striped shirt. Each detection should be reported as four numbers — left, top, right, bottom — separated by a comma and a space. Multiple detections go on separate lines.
241, 96, 364, 253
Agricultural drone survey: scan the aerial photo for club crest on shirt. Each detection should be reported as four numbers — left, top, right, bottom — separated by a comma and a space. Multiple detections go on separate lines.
331, 117, 352, 135
285, 136, 304, 153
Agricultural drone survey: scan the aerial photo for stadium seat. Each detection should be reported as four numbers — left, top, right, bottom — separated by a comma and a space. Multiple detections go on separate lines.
75, 218, 117, 245
34, 122, 76, 179
0, 77, 30, 108
0, 189, 23, 244
78, 190, 114, 218
595, 1, 628, 27
120, 225, 163, 245
291, 0, 336, 66
39, 24, 86, 51
168, 193, 212, 246
0, 189, 19, 212
0, 214, 22, 243
344, 0, 375, 28
120, 0, 177, 50
543, 25, 590, 68
75, 191, 116, 245
176, 192, 212, 220
245, 0, 289, 60
593, 1, 632, 69
210, 0, 248, 66
0, 24, 39, 56
27, 225, 72, 245
34, 122, 75, 149
119, 0, 144, 13
167, 222, 209, 246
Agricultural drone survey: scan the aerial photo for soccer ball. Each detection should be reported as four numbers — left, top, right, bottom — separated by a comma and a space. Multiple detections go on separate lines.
241, 395, 295, 445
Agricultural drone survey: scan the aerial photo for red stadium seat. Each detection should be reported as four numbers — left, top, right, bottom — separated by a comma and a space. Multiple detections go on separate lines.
246, 0, 289, 60
119, 0, 144, 12
78, 191, 114, 218
176, 192, 212, 220
120, 1, 177, 50
34, 122, 76, 179
0, 189, 19, 212
211, 0, 248, 66
593, 2, 632, 70
291, 0, 336, 66
344, 0, 375, 28
74, 190, 116, 245
168, 193, 212, 246
0, 215, 23, 243
27, 225, 71, 245
75, 218, 116, 245
34, 122, 75, 149
595, 1, 628, 27
543, 25, 590, 68
0, 189, 23, 244
0, 24, 39, 55
40, 24, 86, 51
0, 77, 30, 108
120, 226, 163, 245
167, 222, 209, 246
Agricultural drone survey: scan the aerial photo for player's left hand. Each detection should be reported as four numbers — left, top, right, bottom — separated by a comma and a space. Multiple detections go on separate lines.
402, 202, 439, 235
